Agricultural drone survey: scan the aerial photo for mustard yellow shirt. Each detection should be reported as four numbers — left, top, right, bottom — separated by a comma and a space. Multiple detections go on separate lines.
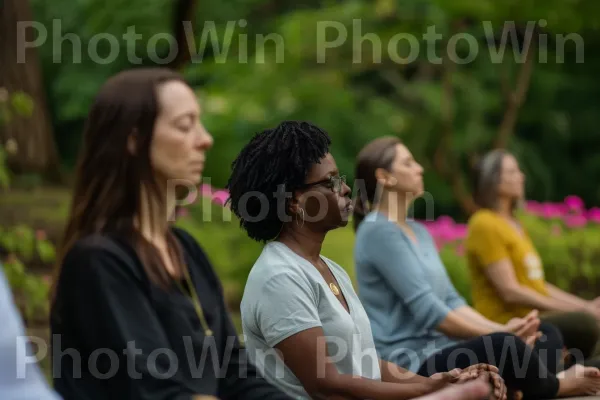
465, 209, 548, 324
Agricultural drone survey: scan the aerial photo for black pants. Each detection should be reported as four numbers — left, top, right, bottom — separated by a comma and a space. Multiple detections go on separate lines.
417, 323, 563, 399
541, 311, 600, 369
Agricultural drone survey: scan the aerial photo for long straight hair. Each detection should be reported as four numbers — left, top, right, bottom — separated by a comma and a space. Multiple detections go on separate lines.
352, 136, 401, 231
52, 68, 189, 303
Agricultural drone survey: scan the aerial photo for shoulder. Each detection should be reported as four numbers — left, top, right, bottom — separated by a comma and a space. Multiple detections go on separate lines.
245, 243, 318, 299
64, 233, 133, 264
467, 209, 499, 229
247, 242, 309, 284
59, 233, 144, 283
466, 210, 507, 242
355, 212, 401, 243
407, 220, 432, 237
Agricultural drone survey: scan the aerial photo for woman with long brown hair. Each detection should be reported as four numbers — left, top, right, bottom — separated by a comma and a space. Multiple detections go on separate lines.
49, 68, 291, 399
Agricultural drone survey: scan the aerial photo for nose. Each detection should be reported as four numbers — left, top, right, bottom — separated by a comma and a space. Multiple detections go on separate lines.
416, 162, 424, 175
340, 180, 351, 197
196, 122, 214, 150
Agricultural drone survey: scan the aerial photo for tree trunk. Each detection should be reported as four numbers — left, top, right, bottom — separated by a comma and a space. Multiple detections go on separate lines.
168, 0, 199, 70
0, 0, 61, 179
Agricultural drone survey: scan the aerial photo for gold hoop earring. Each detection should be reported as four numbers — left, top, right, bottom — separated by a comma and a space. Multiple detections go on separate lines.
296, 208, 305, 228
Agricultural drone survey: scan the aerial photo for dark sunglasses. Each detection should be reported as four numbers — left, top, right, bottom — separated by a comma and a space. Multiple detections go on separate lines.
298, 175, 347, 193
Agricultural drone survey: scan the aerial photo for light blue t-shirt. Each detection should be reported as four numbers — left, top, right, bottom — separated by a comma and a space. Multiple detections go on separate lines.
241, 241, 381, 399
354, 212, 467, 372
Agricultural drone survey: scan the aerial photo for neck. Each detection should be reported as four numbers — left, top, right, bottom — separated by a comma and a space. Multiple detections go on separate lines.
277, 225, 325, 264
136, 183, 176, 243
374, 190, 410, 226
496, 197, 513, 218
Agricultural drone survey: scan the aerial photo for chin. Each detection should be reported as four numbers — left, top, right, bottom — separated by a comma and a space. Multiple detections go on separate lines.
187, 174, 203, 185
326, 218, 348, 231
412, 189, 425, 198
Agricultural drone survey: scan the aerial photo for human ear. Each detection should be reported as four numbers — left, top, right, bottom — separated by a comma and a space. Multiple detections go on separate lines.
375, 168, 397, 188
288, 194, 301, 216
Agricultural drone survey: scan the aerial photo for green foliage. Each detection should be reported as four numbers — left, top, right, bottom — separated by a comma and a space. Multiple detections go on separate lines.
0, 90, 53, 324
0, 146, 9, 189
25, 0, 600, 217
439, 244, 473, 305
175, 201, 263, 304
9, 92, 35, 118
0, 89, 36, 187
0, 226, 54, 324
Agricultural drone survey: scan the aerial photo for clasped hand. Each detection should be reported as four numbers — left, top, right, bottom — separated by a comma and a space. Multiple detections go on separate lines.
504, 310, 542, 347
431, 364, 507, 400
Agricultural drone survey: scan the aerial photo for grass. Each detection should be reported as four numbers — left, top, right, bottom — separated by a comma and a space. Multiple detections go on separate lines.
0, 187, 70, 240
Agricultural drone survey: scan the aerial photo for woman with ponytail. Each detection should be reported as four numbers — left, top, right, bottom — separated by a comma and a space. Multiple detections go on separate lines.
352, 136, 600, 399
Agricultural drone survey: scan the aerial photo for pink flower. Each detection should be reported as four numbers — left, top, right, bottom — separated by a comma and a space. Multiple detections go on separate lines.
455, 243, 465, 256
452, 224, 467, 239
541, 203, 565, 219
212, 190, 230, 206
200, 184, 213, 196
436, 215, 455, 226
564, 195, 585, 213
436, 225, 456, 241
563, 214, 587, 228
587, 207, 600, 223
525, 200, 542, 216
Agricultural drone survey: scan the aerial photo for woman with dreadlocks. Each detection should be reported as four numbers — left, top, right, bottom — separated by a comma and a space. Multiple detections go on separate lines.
226, 121, 506, 400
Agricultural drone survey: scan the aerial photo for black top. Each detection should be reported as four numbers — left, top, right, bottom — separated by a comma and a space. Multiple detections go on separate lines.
50, 227, 290, 400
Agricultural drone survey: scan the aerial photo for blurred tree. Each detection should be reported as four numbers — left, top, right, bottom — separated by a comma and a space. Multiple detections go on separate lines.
23, 0, 600, 219
0, 0, 61, 179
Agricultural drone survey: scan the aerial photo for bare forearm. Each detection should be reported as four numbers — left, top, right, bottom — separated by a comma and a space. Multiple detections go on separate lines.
379, 359, 431, 385
315, 375, 440, 400
506, 286, 577, 312
454, 306, 505, 332
436, 310, 494, 339
545, 283, 590, 310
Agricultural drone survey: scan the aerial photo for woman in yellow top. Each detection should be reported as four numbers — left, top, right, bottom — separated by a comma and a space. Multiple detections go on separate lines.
465, 148, 600, 368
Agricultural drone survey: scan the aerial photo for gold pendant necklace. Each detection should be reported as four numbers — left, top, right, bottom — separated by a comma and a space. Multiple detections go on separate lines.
329, 282, 340, 296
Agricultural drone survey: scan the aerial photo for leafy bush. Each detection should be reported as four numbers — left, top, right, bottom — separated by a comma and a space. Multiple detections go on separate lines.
0, 89, 54, 325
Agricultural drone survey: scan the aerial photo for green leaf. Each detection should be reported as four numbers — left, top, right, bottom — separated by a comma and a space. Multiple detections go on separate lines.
10, 92, 34, 117
36, 240, 57, 263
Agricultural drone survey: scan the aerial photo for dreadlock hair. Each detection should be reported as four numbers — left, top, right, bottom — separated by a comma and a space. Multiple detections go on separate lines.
226, 121, 331, 243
